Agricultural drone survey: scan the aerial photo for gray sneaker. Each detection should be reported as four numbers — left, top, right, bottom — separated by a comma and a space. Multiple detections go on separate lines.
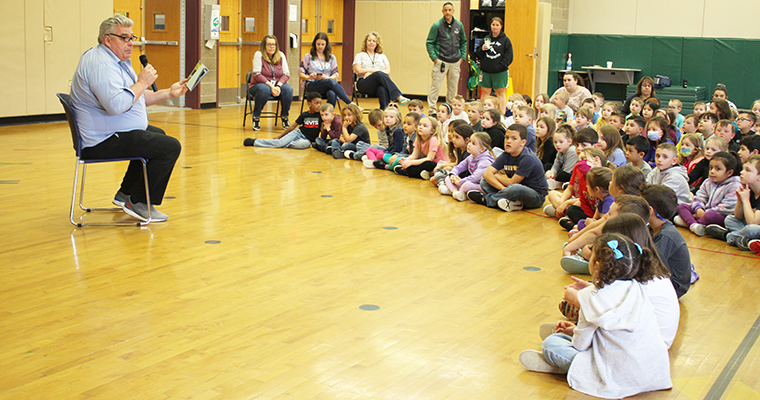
149, 205, 168, 222
560, 254, 590, 274
736, 236, 752, 251
112, 191, 130, 207
122, 198, 168, 222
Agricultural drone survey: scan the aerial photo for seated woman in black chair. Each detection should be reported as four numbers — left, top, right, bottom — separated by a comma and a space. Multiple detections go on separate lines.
249, 34, 293, 131
299, 32, 359, 109
352, 31, 410, 110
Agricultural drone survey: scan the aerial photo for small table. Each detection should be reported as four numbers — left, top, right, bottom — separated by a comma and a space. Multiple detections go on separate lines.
582, 66, 641, 93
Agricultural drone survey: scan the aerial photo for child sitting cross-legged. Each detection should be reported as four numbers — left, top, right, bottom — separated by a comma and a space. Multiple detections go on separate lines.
345, 105, 405, 161
520, 231, 673, 399
560, 165, 646, 273
393, 116, 448, 179
646, 143, 692, 204
466, 124, 549, 212
364, 112, 420, 170
558, 212, 680, 348
429, 121, 471, 183
321, 104, 371, 159
545, 124, 577, 190
439, 132, 496, 201
674, 151, 742, 236
574, 167, 614, 234
705, 154, 760, 253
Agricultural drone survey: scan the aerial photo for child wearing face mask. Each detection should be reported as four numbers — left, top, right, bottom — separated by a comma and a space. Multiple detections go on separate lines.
678, 134, 705, 177
644, 117, 677, 167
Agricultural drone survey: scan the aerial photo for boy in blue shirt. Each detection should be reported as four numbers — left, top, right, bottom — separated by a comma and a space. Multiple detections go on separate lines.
467, 124, 548, 211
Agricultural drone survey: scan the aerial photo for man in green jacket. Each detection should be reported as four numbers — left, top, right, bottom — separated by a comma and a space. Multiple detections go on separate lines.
426, 2, 467, 116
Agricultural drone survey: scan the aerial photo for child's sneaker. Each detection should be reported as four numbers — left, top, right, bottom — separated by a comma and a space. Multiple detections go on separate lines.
344, 150, 355, 159
543, 204, 556, 218
361, 155, 370, 162
673, 215, 687, 227
546, 178, 558, 190
539, 323, 557, 340
420, 170, 431, 180
497, 199, 523, 212
562, 182, 570, 190
373, 160, 387, 170
438, 184, 451, 195
748, 239, 760, 254
393, 165, 408, 176
452, 190, 467, 201
558, 216, 574, 231
466, 190, 486, 205
690, 223, 706, 237
519, 350, 563, 373
560, 254, 590, 274
736, 237, 752, 251
363, 159, 376, 169
705, 224, 729, 241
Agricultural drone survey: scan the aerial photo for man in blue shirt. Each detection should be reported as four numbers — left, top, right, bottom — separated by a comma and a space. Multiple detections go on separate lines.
70, 14, 188, 222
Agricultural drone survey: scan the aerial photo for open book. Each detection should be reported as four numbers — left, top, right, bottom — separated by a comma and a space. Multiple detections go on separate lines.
186, 61, 209, 92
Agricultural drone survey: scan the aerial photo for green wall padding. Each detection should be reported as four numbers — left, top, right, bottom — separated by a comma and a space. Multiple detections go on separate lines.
548, 34, 760, 108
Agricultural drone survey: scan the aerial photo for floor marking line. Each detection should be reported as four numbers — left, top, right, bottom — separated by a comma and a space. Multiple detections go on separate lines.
687, 246, 760, 260
704, 313, 760, 400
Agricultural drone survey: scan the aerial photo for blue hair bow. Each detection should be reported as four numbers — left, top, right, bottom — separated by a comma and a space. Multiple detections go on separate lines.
607, 240, 624, 259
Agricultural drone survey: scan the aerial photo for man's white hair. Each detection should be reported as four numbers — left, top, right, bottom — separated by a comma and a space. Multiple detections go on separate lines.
98, 14, 133, 44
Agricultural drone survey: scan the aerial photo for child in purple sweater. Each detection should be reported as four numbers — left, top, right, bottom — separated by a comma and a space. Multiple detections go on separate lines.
439, 132, 496, 201
675, 151, 742, 236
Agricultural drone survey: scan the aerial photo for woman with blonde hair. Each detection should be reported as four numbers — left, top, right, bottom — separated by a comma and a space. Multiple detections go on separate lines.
352, 31, 410, 110
248, 34, 293, 130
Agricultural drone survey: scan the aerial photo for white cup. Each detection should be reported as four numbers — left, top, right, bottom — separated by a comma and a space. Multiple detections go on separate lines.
606, 61, 613, 68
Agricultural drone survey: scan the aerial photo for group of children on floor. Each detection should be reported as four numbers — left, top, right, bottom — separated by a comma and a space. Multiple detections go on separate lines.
243, 88, 760, 398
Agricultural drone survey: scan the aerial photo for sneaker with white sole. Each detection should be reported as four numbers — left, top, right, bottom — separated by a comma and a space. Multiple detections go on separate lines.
420, 170, 430, 180
438, 184, 451, 195
748, 239, 760, 254
466, 190, 486, 205
122, 198, 168, 222
543, 204, 556, 217
361, 155, 370, 162
736, 237, 752, 251
690, 223, 706, 236
673, 215, 687, 227
452, 191, 467, 201
497, 199, 523, 212
519, 350, 563, 373
363, 159, 376, 169
344, 150, 355, 159
705, 224, 729, 241
112, 191, 130, 207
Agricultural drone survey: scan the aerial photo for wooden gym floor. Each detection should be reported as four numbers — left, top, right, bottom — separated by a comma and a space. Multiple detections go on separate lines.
1, 102, 759, 399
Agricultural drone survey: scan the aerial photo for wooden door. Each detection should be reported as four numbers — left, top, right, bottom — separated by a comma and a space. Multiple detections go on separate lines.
144, 0, 180, 92
218, 0, 240, 103
241, 0, 270, 96
504, 0, 537, 98
113, 0, 143, 71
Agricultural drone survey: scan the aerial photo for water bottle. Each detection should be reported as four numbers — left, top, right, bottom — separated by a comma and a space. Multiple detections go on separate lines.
566, 53, 572, 70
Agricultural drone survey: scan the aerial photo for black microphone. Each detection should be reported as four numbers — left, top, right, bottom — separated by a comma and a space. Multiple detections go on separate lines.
139, 55, 159, 92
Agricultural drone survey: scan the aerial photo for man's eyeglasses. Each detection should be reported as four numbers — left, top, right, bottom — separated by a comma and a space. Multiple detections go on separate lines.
737, 117, 752, 122
108, 33, 138, 43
